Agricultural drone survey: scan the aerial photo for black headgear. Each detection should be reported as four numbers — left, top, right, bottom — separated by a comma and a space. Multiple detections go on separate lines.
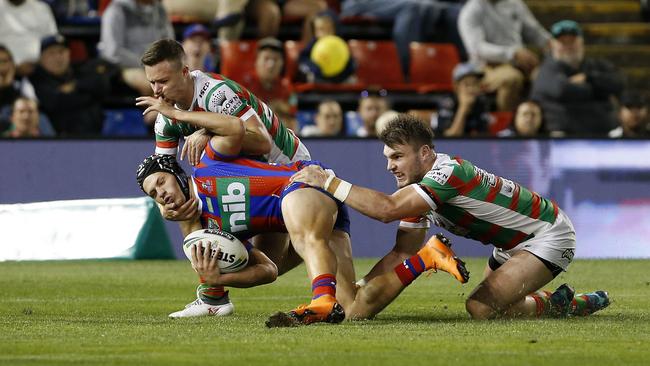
136, 154, 191, 200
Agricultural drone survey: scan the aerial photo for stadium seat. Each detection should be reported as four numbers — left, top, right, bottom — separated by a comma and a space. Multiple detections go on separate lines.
347, 40, 408, 89
102, 108, 148, 137
219, 40, 257, 82
488, 111, 514, 136
68, 39, 88, 64
409, 42, 460, 93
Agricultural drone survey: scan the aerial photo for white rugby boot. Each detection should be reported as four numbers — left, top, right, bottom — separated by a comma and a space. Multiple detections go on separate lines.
168, 298, 234, 318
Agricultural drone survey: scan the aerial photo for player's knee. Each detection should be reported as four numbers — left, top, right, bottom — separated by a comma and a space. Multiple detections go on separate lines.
465, 298, 496, 320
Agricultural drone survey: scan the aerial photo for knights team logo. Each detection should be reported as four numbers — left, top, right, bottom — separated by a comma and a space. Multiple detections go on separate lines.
201, 179, 215, 194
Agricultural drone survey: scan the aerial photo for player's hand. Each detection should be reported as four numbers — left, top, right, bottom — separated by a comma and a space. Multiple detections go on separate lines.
136, 96, 177, 119
181, 129, 210, 166
191, 241, 222, 286
289, 165, 329, 188
162, 197, 199, 221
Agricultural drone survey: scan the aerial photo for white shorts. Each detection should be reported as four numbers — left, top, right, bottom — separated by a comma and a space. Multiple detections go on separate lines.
491, 209, 576, 272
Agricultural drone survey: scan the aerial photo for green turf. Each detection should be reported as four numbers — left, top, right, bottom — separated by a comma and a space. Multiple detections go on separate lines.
0, 258, 648, 366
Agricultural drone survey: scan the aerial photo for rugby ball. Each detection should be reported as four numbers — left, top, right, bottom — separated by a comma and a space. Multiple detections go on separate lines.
182, 229, 249, 273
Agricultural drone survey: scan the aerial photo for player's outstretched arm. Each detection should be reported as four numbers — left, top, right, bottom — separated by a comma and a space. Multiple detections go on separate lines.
241, 115, 273, 156
290, 165, 431, 223
180, 115, 273, 165
136, 96, 243, 138
192, 242, 278, 288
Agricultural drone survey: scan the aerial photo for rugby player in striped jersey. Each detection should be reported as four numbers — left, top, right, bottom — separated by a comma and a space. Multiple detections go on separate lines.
291, 114, 609, 319
136, 98, 468, 325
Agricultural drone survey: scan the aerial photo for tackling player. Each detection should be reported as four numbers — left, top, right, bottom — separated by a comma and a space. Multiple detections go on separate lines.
135, 102, 469, 325
137, 39, 310, 286
291, 114, 610, 319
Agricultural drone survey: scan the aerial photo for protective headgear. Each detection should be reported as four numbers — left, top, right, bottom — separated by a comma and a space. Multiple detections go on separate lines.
136, 154, 190, 200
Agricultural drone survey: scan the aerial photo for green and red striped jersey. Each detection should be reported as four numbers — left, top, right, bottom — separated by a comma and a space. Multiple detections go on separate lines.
154, 71, 310, 164
407, 153, 559, 249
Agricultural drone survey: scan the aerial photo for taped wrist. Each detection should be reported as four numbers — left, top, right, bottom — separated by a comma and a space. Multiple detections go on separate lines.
324, 176, 352, 202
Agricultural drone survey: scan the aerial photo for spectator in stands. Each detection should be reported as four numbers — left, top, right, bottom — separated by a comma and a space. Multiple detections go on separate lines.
283, 0, 328, 43
241, 37, 298, 131
0, 44, 56, 136
161, 0, 277, 40
2, 96, 41, 137
30, 35, 111, 136
181, 24, 218, 73
609, 92, 650, 138
0, 0, 58, 76
300, 99, 344, 137
354, 89, 389, 137
341, 0, 462, 79
531, 20, 625, 137
498, 100, 546, 137
458, 0, 550, 112
375, 109, 399, 136
0, 45, 36, 109
432, 62, 491, 137
297, 10, 355, 83
99, 0, 174, 95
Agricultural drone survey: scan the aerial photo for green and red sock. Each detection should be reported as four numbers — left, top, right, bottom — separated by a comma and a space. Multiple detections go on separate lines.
197, 277, 228, 305
529, 290, 552, 317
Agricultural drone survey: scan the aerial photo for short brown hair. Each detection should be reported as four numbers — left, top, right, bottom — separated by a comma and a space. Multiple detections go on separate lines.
141, 39, 185, 68
379, 114, 434, 149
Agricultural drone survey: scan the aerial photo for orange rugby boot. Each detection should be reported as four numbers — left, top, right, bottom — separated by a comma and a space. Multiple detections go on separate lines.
418, 233, 470, 283
265, 295, 345, 328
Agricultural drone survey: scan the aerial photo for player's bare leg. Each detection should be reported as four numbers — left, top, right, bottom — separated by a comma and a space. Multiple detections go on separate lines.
347, 234, 469, 320
357, 227, 425, 286
266, 188, 344, 327
252, 233, 303, 275
328, 229, 356, 310
466, 250, 555, 319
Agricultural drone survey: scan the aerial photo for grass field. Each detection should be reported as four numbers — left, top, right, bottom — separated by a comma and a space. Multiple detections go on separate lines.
1, 258, 648, 366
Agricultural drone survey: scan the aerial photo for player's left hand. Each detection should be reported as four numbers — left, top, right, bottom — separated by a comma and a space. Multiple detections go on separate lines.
290, 165, 329, 188
191, 241, 222, 286
136, 96, 177, 119
181, 129, 210, 166
163, 197, 199, 221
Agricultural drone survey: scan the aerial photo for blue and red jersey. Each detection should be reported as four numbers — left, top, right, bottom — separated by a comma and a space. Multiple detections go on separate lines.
191, 146, 350, 241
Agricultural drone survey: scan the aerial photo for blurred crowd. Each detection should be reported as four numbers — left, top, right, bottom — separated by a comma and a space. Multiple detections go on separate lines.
1, 0, 648, 138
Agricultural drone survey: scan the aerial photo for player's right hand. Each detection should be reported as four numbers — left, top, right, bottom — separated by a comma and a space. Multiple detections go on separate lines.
289, 165, 329, 188
191, 241, 222, 286
163, 197, 199, 221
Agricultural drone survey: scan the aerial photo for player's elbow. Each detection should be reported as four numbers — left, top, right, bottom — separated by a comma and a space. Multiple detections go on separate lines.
260, 262, 279, 284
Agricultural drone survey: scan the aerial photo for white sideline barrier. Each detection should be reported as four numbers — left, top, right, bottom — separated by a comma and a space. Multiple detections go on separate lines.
0, 197, 173, 261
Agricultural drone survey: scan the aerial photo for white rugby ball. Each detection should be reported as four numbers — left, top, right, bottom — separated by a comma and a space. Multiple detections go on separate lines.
182, 229, 249, 273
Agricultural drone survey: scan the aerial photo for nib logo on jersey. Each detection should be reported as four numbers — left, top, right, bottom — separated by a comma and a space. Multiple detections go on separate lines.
216, 178, 251, 233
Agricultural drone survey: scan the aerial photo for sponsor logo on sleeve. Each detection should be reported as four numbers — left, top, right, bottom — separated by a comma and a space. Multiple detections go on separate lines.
208, 87, 227, 112
474, 166, 497, 187
424, 166, 453, 186
499, 178, 516, 197
209, 85, 243, 115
